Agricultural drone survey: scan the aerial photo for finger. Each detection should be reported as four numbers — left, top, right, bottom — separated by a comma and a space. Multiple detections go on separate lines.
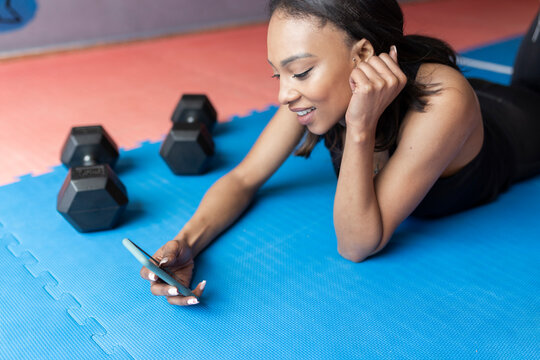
150, 282, 179, 296
349, 66, 371, 93
365, 56, 397, 84
191, 280, 207, 298
367, 59, 401, 92
378, 53, 408, 88
161, 239, 194, 268
164, 281, 205, 305
152, 240, 180, 265
167, 295, 200, 306
390, 45, 398, 62
355, 62, 385, 90
140, 267, 158, 282
357, 61, 384, 80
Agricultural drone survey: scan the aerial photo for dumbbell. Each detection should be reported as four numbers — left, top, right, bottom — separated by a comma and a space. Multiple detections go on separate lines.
57, 125, 129, 232
159, 94, 217, 175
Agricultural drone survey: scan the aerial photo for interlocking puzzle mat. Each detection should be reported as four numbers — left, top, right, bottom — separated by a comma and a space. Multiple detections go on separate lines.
1, 102, 538, 359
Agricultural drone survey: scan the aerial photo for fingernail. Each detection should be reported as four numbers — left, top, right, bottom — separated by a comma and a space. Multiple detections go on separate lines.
200, 280, 207, 291
187, 298, 199, 305
149, 272, 157, 281
159, 257, 168, 266
168, 287, 178, 296
391, 45, 397, 54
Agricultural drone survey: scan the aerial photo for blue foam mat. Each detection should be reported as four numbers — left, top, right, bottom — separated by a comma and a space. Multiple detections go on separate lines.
0, 232, 114, 359
1, 39, 540, 358
459, 36, 522, 85
1, 106, 539, 359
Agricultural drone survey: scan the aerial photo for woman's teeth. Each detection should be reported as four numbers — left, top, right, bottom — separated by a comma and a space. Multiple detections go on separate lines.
296, 107, 315, 116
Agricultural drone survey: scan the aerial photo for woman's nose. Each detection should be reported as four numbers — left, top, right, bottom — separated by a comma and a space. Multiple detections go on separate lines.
278, 80, 300, 105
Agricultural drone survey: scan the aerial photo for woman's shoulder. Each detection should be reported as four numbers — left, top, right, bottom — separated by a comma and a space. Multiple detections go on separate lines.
398, 62, 481, 143
397, 62, 483, 175
415, 62, 471, 92
410, 62, 479, 117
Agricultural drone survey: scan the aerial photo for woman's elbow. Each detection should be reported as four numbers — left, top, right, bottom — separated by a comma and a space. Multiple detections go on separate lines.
337, 247, 370, 263
336, 237, 380, 263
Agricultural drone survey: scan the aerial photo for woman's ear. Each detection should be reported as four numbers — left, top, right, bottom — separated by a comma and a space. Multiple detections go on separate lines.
351, 38, 375, 65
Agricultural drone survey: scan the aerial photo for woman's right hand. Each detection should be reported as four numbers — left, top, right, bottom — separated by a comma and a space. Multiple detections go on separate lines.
346, 46, 407, 136
139, 238, 206, 306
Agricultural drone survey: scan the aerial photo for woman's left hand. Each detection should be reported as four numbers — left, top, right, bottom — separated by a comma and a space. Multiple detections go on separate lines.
345, 46, 408, 136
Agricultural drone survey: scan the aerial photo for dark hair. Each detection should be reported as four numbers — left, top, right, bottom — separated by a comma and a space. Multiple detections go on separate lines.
268, 0, 459, 157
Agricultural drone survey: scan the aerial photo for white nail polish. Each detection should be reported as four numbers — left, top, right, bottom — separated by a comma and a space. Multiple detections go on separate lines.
149, 272, 157, 281
168, 287, 178, 296
187, 298, 199, 305
159, 257, 168, 266
200, 280, 207, 291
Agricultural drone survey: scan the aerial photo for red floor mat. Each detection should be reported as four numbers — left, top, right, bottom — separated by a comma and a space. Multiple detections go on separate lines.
0, 0, 537, 185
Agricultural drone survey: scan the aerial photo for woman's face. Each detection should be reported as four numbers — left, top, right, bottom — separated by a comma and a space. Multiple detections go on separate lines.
267, 11, 355, 135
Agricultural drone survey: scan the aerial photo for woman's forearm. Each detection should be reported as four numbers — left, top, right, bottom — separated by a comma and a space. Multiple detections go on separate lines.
333, 128, 383, 262
174, 171, 257, 257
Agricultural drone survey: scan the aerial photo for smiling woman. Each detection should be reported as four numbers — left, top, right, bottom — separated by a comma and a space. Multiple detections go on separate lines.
267, 15, 355, 134
266, 0, 459, 156
137, 0, 540, 306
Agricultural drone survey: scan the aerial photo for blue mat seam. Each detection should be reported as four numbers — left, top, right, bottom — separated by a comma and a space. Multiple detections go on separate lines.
0, 221, 133, 359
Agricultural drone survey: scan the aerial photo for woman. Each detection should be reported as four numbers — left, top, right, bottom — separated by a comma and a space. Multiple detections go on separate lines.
140, 0, 540, 305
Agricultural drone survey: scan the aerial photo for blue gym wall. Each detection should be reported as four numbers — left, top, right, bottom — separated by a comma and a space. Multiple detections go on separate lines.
0, 0, 268, 58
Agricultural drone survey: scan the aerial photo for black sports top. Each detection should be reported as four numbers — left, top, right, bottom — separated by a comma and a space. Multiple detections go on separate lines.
325, 64, 516, 218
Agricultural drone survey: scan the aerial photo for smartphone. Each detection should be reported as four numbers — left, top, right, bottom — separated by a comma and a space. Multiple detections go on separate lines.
122, 238, 199, 300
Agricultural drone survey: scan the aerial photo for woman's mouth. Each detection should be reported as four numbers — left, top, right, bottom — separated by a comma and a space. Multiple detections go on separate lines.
292, 107, 316, 125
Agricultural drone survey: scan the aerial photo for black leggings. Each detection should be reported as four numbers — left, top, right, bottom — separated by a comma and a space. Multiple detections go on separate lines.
470, 10, 540, 183
512, 10, 540, 94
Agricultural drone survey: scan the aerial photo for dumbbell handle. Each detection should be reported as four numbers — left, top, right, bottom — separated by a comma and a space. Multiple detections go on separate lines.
61, 126, 119, 169
82, 154, 97, 167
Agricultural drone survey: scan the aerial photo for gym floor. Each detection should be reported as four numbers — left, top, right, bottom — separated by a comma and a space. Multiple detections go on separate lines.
0, 0, 538, 186
0, 0, 539, 359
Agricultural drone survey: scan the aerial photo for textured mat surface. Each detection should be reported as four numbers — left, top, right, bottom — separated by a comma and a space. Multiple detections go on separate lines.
1, 105, 539, 359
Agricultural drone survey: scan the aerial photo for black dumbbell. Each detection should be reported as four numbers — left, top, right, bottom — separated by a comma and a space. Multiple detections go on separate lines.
57, 125, 129, 232
159, 94, 217, 175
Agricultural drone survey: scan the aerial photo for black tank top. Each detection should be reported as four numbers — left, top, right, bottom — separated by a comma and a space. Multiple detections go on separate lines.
325, 64, 515, 218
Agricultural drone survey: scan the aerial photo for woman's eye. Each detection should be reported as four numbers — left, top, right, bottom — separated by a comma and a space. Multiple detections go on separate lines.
271, 74, 280, 79
293, 67, 313, 79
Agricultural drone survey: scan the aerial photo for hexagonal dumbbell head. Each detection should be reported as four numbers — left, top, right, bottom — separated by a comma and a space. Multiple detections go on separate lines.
171, 94, 217, 132
159, 122, 215, 175
61, 125, 119, 168
57, 164, 129, 232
